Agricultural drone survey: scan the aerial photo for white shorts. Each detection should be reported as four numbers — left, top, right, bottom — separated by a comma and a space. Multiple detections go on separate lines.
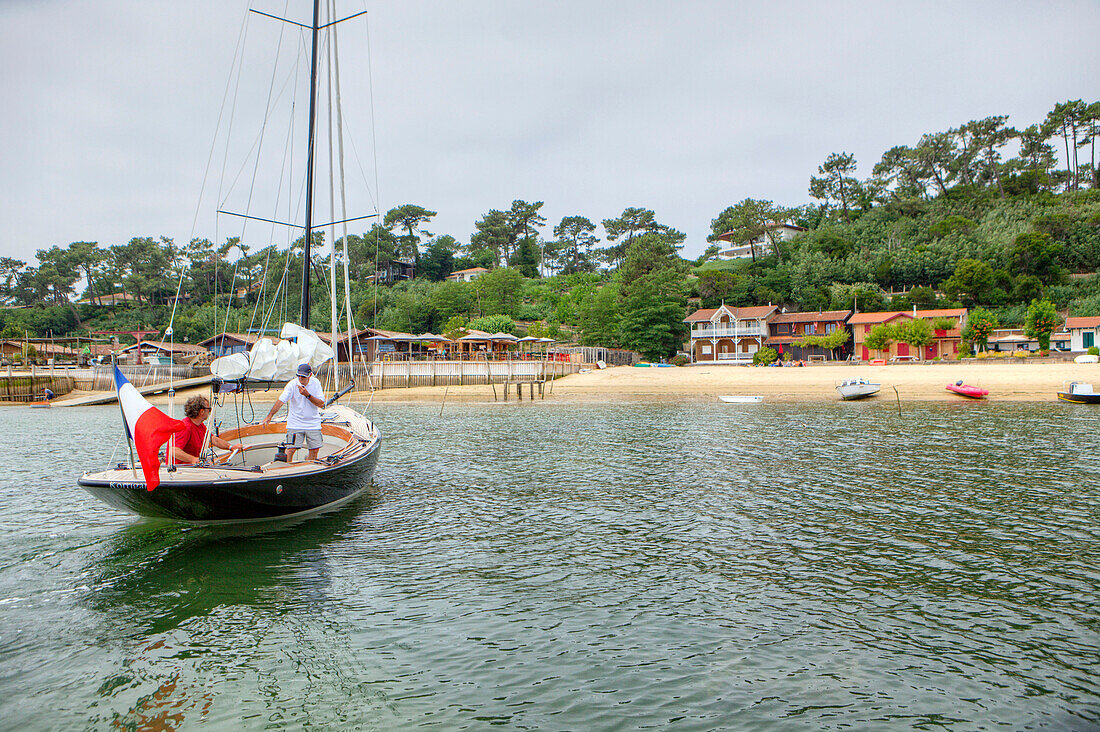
287, 429, 324, 450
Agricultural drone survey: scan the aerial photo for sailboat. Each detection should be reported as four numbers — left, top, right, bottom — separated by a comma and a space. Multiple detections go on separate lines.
78, 1, 381, 522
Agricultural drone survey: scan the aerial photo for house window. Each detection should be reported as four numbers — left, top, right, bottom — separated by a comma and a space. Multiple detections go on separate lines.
805, 323, 816, 334
825, 323, 836, 333
1085, 331, 1095, 349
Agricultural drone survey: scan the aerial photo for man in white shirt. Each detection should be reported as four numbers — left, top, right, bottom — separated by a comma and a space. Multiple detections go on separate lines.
262, 362, 326, 462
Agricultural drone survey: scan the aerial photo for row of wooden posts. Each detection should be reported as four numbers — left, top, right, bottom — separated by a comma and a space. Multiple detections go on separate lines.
0, 358, 583, 401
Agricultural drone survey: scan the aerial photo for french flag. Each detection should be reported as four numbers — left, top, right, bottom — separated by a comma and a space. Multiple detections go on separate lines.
114, 366, 187, 491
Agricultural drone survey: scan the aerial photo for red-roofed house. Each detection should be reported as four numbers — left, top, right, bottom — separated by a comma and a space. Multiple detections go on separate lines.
766, 310, 852, 360
850, 308, 967, 361
684, 304, 778, 363
1065, 316, 1100, 352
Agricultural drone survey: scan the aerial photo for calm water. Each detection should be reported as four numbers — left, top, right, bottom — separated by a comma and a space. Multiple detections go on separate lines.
0, 399, 1098, 730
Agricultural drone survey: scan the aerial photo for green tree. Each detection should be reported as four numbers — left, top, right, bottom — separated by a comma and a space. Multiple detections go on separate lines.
941, 258, 997, 307
873, 145, 928, 199
473, 267, 523, 317
418, 236, 456, 281
1043, 100, 1088, 191
962, 307, 998, 352
506, 200, 546, 268
468, 314, 516, 335
470, 209, 512, 267
0, 257, 24, 299
809, 152, 859, 222
384, 204, 437, 261
1024, 298, 1059, 351
601, 207, 676, 268
752, 346, 778, 365
1008, 232, 1063, 285
896, 318, 933, 360
616, 234, 688, 360
553, 216, 600, 274
709, 198, 797, 262
864, 323, 896, 357
509, 237, 540, 278
913, 131, 957, 196
67, 241, 107, 304
576, 281, 621, 347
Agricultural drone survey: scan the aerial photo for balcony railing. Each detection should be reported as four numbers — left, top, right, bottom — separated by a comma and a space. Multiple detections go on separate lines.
691, 327, 764, 338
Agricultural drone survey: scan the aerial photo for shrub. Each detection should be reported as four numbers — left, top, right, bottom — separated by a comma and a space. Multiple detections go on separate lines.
671, 354, 690, 367
1089, 346, 1099, 356
753, 347, 778, 365
1013, 350, 1027, 358
976, 351, 989, 359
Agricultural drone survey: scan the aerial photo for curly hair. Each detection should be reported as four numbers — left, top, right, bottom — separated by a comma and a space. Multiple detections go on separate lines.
184, 395, 210, 419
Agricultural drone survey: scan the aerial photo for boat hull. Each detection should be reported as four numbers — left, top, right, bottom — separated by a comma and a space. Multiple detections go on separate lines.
79, 440, 379, 522
946, 384, 988, 399
1058, 392, 1100, 404
836, 383, 880, 400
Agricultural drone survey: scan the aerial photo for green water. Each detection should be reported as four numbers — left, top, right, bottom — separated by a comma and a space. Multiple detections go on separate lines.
1, 400, 1097, 729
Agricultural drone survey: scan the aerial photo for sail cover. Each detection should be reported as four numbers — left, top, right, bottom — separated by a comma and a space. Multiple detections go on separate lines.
209, 323, 335, 381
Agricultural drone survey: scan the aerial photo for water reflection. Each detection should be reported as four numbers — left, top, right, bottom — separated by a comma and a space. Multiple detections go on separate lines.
82, 496, 374, 635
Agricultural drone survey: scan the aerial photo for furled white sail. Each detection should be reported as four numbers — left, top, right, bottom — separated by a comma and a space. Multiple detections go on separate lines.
210, 323, 335, 381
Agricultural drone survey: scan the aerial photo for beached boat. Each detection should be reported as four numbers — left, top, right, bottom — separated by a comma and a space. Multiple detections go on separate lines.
1057, 382, 1100, 404
946, 381, 988, 399
78, 2, 381, 522
836, 378, 880, 400
719, 395, 763, 403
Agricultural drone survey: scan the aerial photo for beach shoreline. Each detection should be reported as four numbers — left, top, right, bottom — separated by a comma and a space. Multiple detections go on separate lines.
43, 360, 1088, 406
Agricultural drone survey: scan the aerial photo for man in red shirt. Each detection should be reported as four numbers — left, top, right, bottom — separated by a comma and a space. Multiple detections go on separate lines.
171, 395, 244, 465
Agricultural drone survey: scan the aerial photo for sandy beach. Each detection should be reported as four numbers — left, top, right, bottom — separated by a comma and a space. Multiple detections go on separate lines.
356, 360, 1098, 403
35, 360, 1100, 407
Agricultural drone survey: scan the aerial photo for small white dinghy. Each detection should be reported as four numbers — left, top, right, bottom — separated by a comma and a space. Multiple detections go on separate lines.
836, 378, 881, 400
719, 395, 763, 403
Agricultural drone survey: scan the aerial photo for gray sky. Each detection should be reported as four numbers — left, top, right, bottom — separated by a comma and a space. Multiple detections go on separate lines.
2, 0, 1098, 265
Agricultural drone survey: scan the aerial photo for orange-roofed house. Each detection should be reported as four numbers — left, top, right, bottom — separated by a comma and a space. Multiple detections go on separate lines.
850, 308, 968, 361
1065, 316, 1100, 352
683, 304, 778, 363
766, 310, 852, 360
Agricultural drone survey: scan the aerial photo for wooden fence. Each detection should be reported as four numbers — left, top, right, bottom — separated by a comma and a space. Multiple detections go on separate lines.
317, 358, 581, 391
0, 375, 76, 403
2, 358, 585, 400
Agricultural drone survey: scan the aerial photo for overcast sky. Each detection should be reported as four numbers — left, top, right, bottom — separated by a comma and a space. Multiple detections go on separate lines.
2, 0, 1098, 266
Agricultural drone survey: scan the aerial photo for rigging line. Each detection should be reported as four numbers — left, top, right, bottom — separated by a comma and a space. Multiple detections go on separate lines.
364, 11, 382, 330
170, 3, 251, 340
221, 2, 295, 345
214, 66, 300, 208
331, 1, 356, 353
325, 7, 340, 393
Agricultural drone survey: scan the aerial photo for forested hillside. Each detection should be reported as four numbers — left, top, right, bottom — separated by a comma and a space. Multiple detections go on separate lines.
2, 100, 1097, 361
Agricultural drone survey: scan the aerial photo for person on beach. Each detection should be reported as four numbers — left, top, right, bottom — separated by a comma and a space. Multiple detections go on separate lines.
262, 362, 325, 462
172, 395, 244, 465
43, 388, 54, 401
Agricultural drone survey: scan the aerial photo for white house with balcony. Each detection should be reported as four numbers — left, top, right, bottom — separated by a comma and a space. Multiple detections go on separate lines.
684, 304, 778, 363
715, 223, 806, 260
446, 267, 489, 283
1066, 316, 1100, 351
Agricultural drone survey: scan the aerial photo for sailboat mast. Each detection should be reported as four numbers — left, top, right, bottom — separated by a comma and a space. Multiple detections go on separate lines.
300, 0, 322, 328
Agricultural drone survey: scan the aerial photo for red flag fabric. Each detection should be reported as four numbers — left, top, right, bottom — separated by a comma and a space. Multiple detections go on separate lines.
115, 366, 188, 490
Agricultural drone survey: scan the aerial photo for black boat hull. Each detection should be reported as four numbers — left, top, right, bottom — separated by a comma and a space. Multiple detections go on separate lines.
79, 441, 380, 522
1058, 392, 1100, 404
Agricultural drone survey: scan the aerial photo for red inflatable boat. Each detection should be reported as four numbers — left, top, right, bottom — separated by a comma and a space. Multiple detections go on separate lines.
946, 381, 988, 399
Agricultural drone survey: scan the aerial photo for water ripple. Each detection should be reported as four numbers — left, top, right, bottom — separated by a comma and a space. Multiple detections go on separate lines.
0, 401, 1097, 728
